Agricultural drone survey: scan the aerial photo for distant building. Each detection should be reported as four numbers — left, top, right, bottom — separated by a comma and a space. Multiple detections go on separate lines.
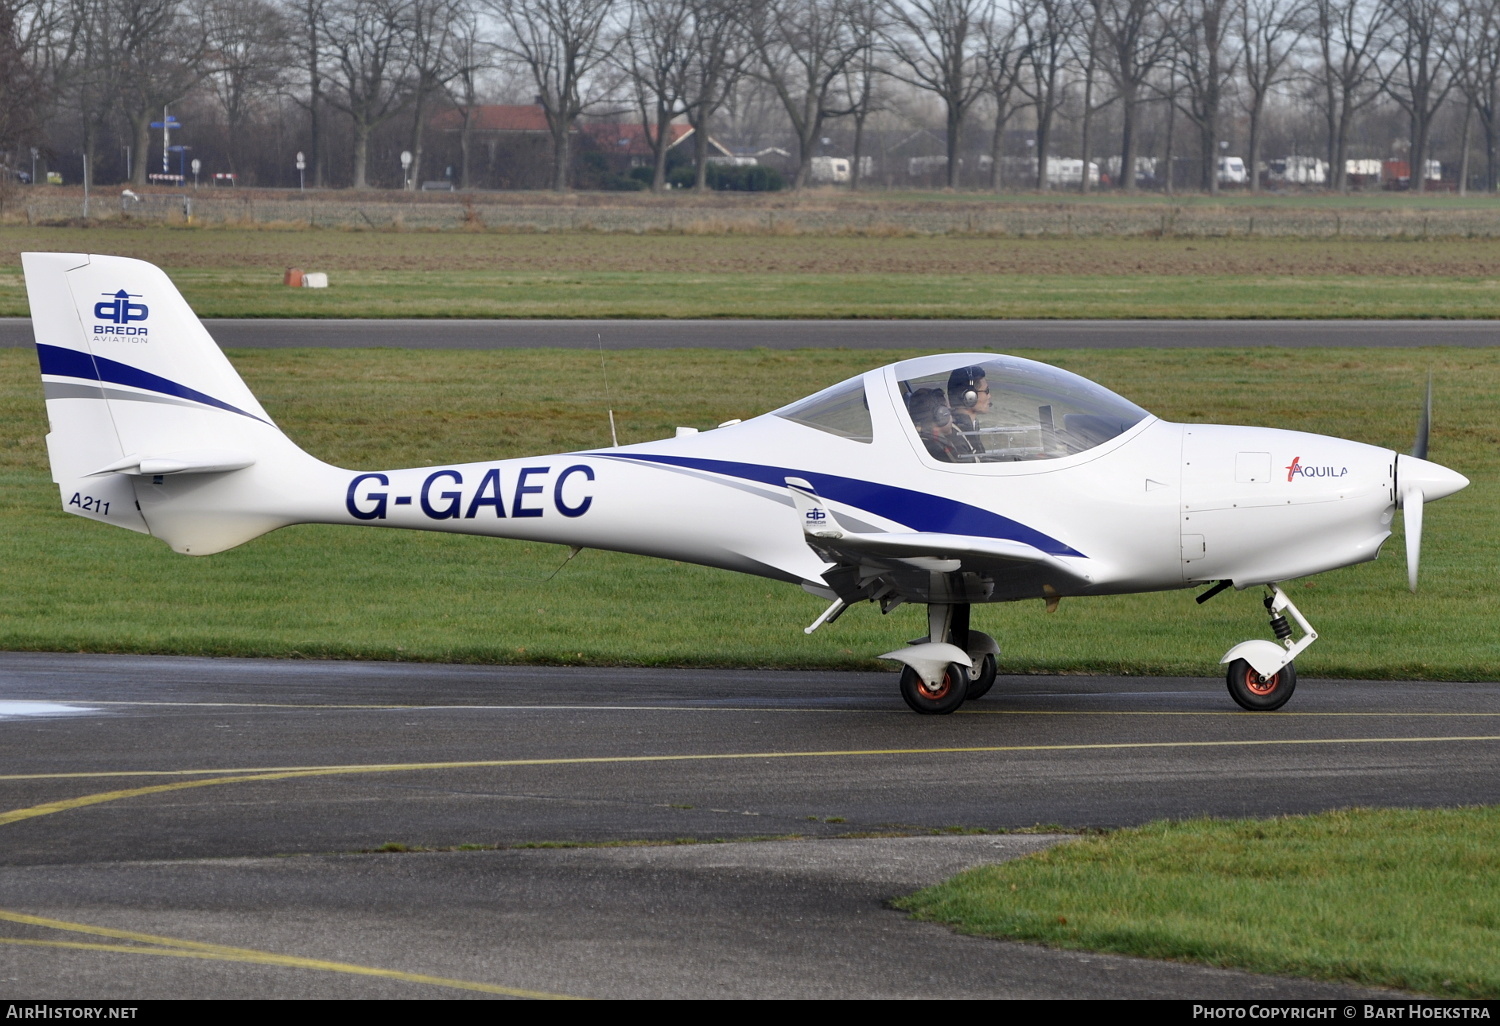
429, 105, 732, 188
576, 121, 732, 174
430, 105, 557, 189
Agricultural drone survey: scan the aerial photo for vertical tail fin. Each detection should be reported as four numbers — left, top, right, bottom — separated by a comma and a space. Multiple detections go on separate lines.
25, 252, 327, 554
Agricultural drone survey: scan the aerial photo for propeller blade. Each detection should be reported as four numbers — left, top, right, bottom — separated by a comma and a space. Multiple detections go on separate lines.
1411, 374, 1432, 460
1404, 486, 1424, 592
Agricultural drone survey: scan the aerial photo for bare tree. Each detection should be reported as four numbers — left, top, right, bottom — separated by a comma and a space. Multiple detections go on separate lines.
405, 0, 462, 187
881, 0, 989, 189
841, 0, 884, 188
320, 0, 414, 189
1016, 0, 1079, 189
1451, 0, 1500, 190
746, 0, 867, 188
441, 0, 490, 189
112, 0, 212, 186
199, 0, 291, 178
487, 0, 614, 191
980, 0, 1025, 190
286, 0, 329, 186
1071, 0, 1112, 192
1382, 0, 1457, 192
682, 0, 744, 189
1170, 0, 1243, 193
1311, 0, 1392, 190
5, 0, 61, 163
53, 0, 111, 185
617, 0, 693, 191
1239, 0, 1306, 192
1092, 0, 1172, 190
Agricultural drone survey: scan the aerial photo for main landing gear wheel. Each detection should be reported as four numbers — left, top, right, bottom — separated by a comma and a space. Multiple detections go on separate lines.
900, 663, 969, 715
964, 653, 998, 701
1225, 658, 1297, 711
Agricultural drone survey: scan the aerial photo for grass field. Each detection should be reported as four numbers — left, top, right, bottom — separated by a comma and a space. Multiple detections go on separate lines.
6, 227, 1500, 318
1, 345, 1494, 677
897, 806, 1500, 997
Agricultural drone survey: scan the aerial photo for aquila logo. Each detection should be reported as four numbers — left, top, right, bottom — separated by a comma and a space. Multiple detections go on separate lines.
93, 290, 149, 337
1286, 456, 1348, 481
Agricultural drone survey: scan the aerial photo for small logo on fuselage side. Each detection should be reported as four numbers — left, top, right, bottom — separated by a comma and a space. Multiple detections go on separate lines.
1286, 455, 1347, 481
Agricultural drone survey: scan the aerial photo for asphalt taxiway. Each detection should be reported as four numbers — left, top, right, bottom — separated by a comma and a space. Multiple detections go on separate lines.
3, 652, 1495, 998
2, 317, 1499, 350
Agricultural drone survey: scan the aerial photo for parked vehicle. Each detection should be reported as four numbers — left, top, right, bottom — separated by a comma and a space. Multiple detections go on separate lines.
1217, 157, 1247, 185
1101, 156, 1157, 187
1262, 156, 1327, 185
810, 156, 850, 184
1044, 158, 1099, 187
1381, 159, 1441, 190
1346, 159, 1383, 188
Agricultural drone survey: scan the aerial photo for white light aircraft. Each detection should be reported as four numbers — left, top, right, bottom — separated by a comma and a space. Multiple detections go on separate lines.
25, 253, 1469, 714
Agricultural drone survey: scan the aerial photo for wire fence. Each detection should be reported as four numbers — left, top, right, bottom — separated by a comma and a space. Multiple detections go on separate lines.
6, 190, 1500, 238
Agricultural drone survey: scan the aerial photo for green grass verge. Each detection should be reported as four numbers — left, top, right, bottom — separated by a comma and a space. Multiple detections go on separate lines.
6, 228, 1500, 318
1, 346, 1495, 675
14, 268, 1500, 320
895, 806, 1500, 997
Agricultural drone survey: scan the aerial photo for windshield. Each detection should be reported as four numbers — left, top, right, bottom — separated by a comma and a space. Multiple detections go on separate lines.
773, 373, 874, 443
895, 355, 1149, 463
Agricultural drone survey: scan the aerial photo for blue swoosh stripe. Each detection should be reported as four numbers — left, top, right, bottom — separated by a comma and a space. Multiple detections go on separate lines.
36, 343, 271, 425
602, 453, 1084, 557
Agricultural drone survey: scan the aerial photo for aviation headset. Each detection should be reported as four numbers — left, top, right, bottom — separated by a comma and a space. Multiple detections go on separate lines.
907, 388, 953, 428
947, 366, 986, 409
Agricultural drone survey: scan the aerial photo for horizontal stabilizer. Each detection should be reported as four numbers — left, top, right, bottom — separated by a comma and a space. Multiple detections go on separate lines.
90, 450, 256, 477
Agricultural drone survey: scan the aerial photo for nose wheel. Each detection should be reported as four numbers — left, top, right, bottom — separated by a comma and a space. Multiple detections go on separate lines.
900, 662, 970, 714
1216, 583, 1317, 712
1225, 658, 1297, 711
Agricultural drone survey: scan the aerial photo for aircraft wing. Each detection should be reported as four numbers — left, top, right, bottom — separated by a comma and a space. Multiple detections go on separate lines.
785, 477, 1095, 604
806, 529, 1094, 584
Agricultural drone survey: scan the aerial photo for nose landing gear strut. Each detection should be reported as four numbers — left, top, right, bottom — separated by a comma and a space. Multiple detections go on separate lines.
1219, 584, 1318, 711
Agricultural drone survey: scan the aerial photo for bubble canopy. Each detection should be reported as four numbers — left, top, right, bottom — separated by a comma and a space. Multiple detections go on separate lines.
894, 353, 1151, 463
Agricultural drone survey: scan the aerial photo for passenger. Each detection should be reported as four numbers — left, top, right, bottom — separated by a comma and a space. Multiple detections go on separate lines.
947, 366, 991, 454
907, 388, 977, 463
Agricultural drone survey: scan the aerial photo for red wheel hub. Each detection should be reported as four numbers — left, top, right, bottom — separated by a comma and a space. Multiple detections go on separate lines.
1244, 669, 1280, 696
915, 672, 953, 701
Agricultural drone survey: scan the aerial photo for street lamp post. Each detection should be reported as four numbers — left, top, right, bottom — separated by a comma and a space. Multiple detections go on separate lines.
400, 150, 413, 190
296, 151, 306, 191
191, 158, 201, 189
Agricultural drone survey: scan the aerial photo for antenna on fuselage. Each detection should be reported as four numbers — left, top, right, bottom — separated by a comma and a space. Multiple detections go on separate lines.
598, 332, 619, 448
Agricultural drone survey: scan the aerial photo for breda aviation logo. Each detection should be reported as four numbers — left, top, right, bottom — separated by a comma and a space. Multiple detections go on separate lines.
93, 290, 149, 337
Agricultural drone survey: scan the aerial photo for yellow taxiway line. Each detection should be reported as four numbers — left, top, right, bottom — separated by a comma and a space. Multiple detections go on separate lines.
0, 910, 579, 999
5, 735, 1500, 824
5, 733, 1498, 997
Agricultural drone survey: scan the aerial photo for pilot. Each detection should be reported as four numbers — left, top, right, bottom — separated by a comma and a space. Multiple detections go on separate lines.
946, 366, 991, 454
907, 388, 977, 463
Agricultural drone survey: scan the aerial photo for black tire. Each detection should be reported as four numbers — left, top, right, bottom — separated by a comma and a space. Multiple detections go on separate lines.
1225, 658, 1296, 711
900, 662, 969, 715
965, 653, 998, 701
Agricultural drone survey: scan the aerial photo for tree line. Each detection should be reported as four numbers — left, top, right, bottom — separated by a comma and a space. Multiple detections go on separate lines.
3, 0, 1498, 195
